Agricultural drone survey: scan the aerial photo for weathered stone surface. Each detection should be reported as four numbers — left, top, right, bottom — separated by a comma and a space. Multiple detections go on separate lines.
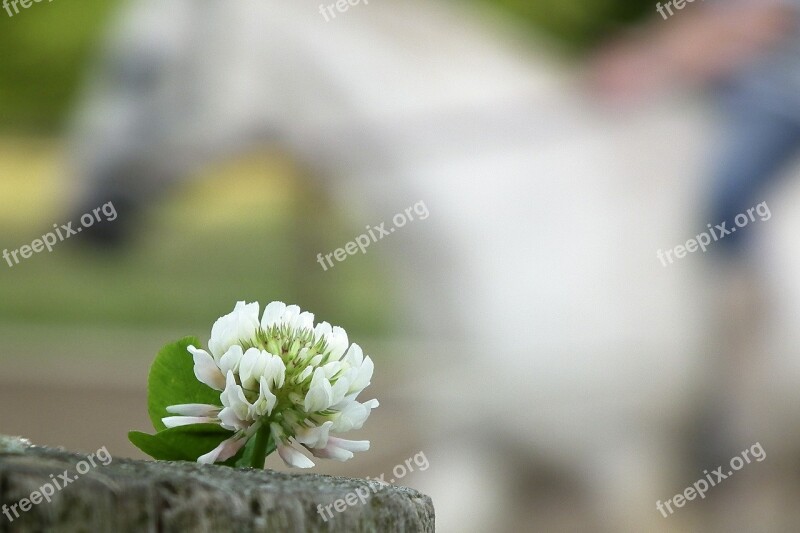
0, 437, 434, 532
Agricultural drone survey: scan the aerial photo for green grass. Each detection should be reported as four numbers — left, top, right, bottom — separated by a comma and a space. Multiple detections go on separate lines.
0, 142, 394, 342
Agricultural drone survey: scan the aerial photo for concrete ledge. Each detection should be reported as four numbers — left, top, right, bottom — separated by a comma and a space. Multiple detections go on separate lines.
0, 436, 435, 532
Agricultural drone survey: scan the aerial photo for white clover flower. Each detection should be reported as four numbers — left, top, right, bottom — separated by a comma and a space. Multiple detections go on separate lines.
163, 301, 378, 468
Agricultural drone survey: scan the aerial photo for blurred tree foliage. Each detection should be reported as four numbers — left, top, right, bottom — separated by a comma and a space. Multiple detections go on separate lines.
0, 0, 653, 132
0, 0, 119, 132
481, 0, 655, 50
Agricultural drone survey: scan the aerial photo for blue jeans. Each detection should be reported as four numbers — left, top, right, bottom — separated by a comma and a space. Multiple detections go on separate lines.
708, 83, 800, 256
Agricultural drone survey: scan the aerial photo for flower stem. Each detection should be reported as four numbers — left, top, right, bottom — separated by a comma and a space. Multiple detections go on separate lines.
249, 423, 272, 469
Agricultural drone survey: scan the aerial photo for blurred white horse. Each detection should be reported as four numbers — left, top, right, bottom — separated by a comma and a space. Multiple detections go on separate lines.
68, 1, 800, 531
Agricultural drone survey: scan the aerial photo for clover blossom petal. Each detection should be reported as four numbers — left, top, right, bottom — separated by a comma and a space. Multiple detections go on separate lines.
310, 436, 371, 462
208, 301, 260, 359
189, 346, 225, 391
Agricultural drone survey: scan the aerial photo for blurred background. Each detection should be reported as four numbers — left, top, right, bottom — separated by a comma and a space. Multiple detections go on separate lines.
2, 0, 800, 532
